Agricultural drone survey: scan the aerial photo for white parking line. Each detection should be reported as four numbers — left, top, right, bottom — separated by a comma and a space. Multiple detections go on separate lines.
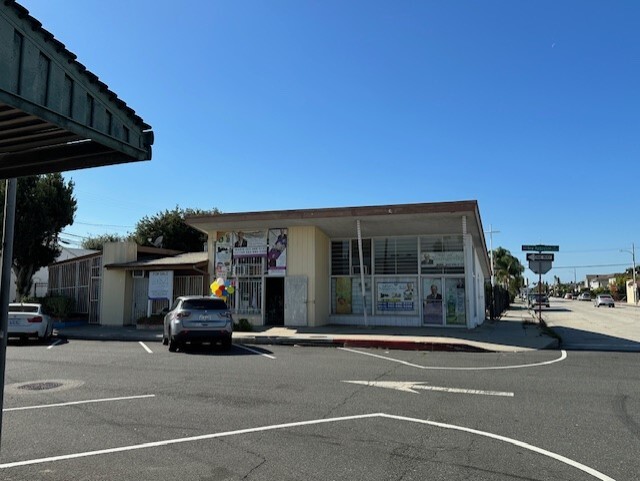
139, 342, 153, 354
3, 394, 155, 412
339, 347, 568, 370
234, 344, 276, 359
0, 412, 617, 479
47, 340, 63, 350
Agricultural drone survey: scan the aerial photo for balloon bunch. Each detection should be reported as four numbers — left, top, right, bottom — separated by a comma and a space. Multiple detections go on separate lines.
210, 277, 235, 300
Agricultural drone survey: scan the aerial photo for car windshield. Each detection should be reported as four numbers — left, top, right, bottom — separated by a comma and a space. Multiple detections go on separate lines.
182, 299, 227, 310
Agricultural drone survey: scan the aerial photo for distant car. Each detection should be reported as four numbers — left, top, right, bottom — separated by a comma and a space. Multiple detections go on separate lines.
528, 293, 550, 309
577, 292, 591, 301
162, 296, 233, 352
564, 293, 573, 299
8, 303, 54, 342
594, 294, 615, 308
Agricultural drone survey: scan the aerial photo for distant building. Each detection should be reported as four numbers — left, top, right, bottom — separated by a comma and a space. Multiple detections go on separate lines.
584, 274, 616, 290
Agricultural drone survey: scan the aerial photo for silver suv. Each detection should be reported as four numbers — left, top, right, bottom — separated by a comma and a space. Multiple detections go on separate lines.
163, 296, 233, 352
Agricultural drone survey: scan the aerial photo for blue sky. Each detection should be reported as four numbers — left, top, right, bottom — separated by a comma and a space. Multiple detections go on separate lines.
19, 0, 640, 284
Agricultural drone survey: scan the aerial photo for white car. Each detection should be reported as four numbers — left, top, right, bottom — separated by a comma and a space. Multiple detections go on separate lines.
8, 303, 54, 342
594, 294, 615, 308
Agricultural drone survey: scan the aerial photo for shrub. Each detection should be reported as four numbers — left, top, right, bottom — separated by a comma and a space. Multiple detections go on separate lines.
23, 295, 75, 319
234, 318, 253, 332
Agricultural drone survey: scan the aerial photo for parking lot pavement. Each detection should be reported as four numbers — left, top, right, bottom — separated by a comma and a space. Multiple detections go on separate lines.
55, 304, 559, 353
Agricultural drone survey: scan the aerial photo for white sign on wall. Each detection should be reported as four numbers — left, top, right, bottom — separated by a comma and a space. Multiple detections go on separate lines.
148, 271, 173, 301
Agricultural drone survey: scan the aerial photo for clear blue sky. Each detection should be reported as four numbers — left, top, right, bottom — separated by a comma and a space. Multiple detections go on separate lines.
19, 0, 640, 285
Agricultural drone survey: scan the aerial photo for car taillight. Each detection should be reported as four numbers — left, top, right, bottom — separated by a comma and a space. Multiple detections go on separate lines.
176, 311, 191, 319
28, 316, 43, 323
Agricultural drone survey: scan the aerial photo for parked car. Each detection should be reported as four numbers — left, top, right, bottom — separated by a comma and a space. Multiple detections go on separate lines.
8, 303, 54, 342
528, 293, 550, 309
564, 293, 573, 299
594, 294, 615, 308
577, 292, 591, 301
162, 296, 233, 352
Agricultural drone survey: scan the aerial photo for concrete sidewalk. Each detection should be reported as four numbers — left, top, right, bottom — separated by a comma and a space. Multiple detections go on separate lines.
54, 303, 557, 353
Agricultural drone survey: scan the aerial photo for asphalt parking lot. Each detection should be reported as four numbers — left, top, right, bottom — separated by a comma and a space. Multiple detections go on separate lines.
2, 339, 638, 480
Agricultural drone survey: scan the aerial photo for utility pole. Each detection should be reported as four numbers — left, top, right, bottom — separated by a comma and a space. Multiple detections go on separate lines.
485, 225, 500, 319
620, 243, 637, 305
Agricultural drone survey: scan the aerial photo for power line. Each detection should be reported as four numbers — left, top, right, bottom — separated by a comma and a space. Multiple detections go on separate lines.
553, 263, 629, 269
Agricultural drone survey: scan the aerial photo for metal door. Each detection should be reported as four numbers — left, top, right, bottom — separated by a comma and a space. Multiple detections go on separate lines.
284, 276, 307, 326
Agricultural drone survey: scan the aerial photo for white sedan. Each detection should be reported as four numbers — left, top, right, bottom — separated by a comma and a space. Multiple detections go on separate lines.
8, 303, 54, 342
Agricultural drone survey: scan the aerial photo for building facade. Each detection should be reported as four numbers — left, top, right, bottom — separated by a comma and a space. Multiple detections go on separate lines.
187, 201, 491, 329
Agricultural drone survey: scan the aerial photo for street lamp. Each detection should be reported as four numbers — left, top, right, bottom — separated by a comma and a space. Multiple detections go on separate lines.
620, 243, 637, 305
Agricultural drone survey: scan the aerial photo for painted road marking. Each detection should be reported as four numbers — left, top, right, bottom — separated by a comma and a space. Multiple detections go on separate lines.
0, 412, 617, 480
343, 380, 514, 397
235, 344, 276, 359
339, 347, 567, 370
3, 394, 156, 413
47, 339, 63, 350
139, 342, 153, 354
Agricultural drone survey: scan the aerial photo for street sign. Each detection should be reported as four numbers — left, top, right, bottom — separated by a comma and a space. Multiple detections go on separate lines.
522, 244, 559, 252
526, 253, 554, 261
529, 260, 552, 274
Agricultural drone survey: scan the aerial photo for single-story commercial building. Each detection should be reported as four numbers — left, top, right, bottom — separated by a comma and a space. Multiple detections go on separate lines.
186, 201, 491, 329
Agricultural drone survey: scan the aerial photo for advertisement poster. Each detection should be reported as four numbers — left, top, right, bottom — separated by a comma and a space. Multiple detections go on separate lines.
377, 282, 415, 312
423, 278, 443, 325
267, 228, 288, 275
335, 277, 352, 314
148, 271, 174, 301
214, 232, 232, 280
421, 251, 464, 269
445, 278, 466, 325
233, 231, 268, 258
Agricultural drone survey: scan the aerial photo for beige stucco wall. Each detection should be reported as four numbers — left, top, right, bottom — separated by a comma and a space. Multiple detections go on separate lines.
100, 241, 137, 326
287, 226, 329, 327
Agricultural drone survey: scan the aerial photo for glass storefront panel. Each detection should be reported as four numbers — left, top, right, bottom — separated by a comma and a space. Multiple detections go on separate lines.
375, 278, 418, 315
331, 277, 372, 315
445, 278, 466, 325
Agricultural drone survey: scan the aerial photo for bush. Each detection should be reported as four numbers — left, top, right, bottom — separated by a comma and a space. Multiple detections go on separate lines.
234, 318, 253, 332
21, 295, 75, 320
136, 314, 164, 325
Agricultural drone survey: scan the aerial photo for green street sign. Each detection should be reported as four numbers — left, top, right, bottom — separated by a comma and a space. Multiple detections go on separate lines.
522, 244, 559, 252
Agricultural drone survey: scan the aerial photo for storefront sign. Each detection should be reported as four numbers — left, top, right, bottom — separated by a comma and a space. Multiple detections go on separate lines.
233, 245, 268, 258
267, 228, 288, 275
421, 251, 464, 267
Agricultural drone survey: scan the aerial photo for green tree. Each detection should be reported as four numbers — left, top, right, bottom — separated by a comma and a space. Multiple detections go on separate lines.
131, 206, 220, 252
492, 247, 525, 299
81, 233, 125, 250
0, 174, 76, 300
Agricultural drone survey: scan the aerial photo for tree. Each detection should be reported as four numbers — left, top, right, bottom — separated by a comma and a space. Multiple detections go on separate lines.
81, 233, 125, 250
492, 247, 525, 299
0, 174, 76, 300
131, 206, 220, 252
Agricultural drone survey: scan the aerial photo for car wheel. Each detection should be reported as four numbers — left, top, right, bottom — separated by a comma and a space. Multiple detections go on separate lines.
168, 336, 178, 352
162, 329, 169, 346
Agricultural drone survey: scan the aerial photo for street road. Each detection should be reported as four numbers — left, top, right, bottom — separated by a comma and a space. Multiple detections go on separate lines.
1, 338, 638, 480
537, 298, 640, 351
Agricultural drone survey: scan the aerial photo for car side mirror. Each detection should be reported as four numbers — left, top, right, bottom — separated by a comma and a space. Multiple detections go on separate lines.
161, 307, 169, 314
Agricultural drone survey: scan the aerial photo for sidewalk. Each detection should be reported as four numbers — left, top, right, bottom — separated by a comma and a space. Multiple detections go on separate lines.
55, 304, 557, 353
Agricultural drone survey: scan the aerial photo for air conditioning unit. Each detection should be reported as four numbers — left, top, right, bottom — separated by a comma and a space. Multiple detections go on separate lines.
352, 265, 368, 275
132, 270, 145, 279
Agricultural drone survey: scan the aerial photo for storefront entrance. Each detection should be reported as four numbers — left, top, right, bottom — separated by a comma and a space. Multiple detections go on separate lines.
265, 277, 284, 326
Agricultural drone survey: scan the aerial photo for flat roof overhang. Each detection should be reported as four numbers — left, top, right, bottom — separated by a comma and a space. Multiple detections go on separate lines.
0, 1, 153, 177
186, 201, 492, 276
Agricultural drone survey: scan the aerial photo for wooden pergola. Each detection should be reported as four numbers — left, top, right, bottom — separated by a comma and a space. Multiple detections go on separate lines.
0, 0, 154, 447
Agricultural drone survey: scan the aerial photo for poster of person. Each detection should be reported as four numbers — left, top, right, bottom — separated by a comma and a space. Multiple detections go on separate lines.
423, 278, 443, 325
267, 228, 288, 275
335, 277, 352, 314
214, 232, 232, 280
377, 282, 415, 312
233, 231, 268, 258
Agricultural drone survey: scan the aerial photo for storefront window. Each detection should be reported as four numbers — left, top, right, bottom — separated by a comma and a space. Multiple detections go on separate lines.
374, 237, 418, 275
420, 235, 464, 275
375, 278, 418, 315
331, 241, 350, 275
422, 278, 444, 325
445, 278, 466, 325
331, 277, 371, 315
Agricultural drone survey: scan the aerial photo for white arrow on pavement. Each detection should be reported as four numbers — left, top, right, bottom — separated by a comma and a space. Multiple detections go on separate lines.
343, 381, 514, 397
